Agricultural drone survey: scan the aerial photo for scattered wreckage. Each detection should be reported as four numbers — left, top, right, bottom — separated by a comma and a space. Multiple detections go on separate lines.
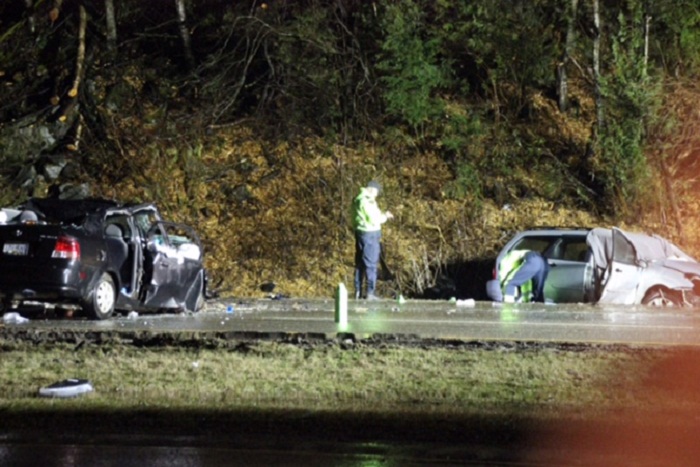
487, 227, 700, 306
0, 198, 208, 319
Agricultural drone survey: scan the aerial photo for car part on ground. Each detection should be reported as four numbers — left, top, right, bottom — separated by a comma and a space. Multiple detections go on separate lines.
38, 379, 94, 398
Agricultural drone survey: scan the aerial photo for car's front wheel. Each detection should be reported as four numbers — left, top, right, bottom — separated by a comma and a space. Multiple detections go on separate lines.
83, 273, 116, 319
642, 288, 683, 307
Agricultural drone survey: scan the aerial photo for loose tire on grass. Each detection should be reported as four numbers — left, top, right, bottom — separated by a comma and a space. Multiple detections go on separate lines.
83, 273, 116, 320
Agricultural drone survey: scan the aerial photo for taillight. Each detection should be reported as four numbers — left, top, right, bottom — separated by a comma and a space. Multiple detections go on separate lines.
492, 267, 497, 280
52, 236, 81, 260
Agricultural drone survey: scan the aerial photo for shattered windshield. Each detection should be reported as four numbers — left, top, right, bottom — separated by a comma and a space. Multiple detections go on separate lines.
133, 210, 159, 236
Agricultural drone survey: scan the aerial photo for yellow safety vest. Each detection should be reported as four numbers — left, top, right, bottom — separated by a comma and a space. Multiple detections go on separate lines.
352, 188, 388, 232
498, 250, 534, 303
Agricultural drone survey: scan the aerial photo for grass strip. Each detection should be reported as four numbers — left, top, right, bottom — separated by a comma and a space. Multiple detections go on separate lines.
0, 339, 681, 417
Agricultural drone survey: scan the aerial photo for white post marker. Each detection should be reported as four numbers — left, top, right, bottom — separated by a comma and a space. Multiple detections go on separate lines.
335, 283, 348, 326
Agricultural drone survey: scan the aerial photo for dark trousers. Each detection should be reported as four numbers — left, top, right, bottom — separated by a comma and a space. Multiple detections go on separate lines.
354, 230, 381, 297
504, 251, 549, 302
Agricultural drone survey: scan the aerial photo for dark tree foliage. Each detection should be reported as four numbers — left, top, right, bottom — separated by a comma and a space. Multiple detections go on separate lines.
0, 0, 699, 214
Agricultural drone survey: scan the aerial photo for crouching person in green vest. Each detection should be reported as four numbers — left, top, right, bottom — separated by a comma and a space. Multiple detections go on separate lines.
499, 250, 550, 303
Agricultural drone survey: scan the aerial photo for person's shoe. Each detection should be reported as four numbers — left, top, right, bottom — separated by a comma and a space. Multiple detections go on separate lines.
354, 291, 361, 300
366, 294, 380, 301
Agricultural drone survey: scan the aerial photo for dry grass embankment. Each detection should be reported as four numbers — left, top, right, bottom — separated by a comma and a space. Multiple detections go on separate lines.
90, 125, 605, 300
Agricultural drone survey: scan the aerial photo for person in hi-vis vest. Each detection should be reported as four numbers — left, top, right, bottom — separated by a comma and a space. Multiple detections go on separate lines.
351, 180, 393, 300
499, 250, 549, 303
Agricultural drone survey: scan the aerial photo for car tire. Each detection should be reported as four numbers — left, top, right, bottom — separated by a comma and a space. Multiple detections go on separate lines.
84, 273, 116, 320
641, 288, 683, 307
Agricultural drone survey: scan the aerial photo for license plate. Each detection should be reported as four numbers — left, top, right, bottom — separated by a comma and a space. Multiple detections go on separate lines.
3, 242, 29, 256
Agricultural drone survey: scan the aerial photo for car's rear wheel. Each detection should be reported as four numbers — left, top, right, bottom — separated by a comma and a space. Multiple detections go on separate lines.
642, 288, 683, 307
84, 273, 116, 319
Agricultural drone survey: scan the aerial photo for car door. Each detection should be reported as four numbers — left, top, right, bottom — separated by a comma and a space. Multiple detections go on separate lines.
542, 236, 590, 303
142, 221, 203, 309
598, 228, 642, 304
501, 234, 589, 303
103, 215, 131, 292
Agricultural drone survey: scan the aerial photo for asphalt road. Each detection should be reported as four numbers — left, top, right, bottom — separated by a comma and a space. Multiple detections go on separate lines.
5, 297, 700, 346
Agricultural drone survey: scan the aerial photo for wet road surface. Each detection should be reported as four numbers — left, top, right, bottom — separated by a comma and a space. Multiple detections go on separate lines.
9, 297, 700, 346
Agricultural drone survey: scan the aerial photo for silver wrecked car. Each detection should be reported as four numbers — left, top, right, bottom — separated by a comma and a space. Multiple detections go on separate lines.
486, 227, 700, 306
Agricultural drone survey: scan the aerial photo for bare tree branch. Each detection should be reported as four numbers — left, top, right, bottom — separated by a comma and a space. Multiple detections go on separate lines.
175, 0, 195, 71
105, 0, 117, 53
23, 0, 36, 34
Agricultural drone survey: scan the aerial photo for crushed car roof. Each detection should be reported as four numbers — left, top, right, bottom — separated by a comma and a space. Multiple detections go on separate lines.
23, 198, 122, 223
587, 227, 695, 271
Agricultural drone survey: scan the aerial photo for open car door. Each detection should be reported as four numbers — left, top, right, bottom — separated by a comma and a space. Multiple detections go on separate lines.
541, 235, 591, 303
597, 228, 642, 304
142, 222, 204, 311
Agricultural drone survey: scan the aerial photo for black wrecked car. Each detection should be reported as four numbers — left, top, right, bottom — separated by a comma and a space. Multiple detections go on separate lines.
0, 198, 207, 319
